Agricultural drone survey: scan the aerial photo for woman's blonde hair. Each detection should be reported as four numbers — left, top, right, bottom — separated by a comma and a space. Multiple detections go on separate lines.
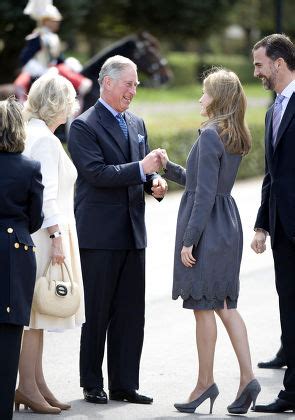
23, 71, 79, 127
202, 67, 251, 155
0, 97, 25, 152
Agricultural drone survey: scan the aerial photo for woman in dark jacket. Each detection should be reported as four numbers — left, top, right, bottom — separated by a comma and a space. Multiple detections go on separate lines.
0, 97, 43, 420
159, 69, 260, 415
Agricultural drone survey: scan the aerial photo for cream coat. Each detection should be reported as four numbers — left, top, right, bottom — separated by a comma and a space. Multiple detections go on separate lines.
24, 118, 85, 330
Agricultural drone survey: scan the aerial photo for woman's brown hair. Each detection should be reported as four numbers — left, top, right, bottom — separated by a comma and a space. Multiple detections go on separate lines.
0, 97, 25, 153
202, 68, 252, 155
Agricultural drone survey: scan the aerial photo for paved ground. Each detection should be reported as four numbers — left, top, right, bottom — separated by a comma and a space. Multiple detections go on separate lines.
14, 177, 295, 419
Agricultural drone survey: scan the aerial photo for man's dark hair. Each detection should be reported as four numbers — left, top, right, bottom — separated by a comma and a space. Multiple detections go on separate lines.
253, 33, 295, 71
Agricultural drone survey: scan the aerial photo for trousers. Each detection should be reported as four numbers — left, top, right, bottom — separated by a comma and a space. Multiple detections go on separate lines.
79, 248, 145, 391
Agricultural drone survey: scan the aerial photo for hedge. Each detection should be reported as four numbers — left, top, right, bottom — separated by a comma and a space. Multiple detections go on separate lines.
149, 123, 265, 189
167, 52, 256, 86
64, 124, 265, 190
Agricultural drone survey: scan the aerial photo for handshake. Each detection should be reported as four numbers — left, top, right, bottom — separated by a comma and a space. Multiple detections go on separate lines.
141, 148, 169, 174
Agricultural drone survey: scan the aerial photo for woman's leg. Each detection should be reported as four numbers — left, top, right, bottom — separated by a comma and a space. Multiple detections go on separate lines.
216, 305, 254, 396
35, 330, 56, 399
189, 309, 217, 401
18, 329, 51, 406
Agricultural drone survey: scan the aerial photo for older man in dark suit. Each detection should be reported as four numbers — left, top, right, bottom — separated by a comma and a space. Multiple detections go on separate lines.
68, 55, 167, 405
251, 33, 295, 413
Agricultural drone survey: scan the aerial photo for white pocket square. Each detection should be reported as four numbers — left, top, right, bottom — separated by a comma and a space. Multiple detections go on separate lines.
138, 134, 145, 143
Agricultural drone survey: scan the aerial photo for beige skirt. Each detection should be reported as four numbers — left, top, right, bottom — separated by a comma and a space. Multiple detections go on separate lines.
28, 223, 85, 330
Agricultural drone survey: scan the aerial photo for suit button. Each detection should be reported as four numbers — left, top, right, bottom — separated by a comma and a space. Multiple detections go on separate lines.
6, 307, 10, 313
33, 247, 36, 252
24, 245, 29, 251
14, 243, 20, 249
7, 228, 13, 233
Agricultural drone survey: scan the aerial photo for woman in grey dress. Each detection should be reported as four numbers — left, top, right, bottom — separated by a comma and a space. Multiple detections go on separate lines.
159, 69, 260, 415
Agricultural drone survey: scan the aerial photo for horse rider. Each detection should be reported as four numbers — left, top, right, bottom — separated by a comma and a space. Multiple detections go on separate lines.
14, 0, 92, 101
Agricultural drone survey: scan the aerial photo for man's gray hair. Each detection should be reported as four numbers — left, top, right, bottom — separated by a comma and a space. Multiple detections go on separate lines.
98, 55, 137, 88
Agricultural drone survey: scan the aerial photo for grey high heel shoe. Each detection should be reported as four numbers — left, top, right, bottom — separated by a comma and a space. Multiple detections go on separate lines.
227, 379, 261, 414
174, 383, 219, 414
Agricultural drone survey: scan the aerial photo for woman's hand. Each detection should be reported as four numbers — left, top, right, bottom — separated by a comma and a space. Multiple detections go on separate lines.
181, 245, 196, 267
157, 148, 169, 169
51, 236, 65, 265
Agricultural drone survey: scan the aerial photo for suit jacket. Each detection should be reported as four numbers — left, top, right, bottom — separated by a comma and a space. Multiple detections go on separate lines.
0, 152, 43, 325
255, 93, 295, 245
68, 101, 158, 250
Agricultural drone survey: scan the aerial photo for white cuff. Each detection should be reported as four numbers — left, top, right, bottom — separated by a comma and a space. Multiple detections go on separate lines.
41, 214, 61, 229
254, 228, 269, 236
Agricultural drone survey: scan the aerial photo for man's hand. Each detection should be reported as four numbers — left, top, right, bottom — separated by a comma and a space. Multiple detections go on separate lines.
151, 177, 168, 198
181, 245, 196, 267
141, 151, 161, 174
251, 231, 267, 254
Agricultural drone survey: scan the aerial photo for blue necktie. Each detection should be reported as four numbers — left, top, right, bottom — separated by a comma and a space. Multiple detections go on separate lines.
272, 94, 285, 147
116, 113, 128, 140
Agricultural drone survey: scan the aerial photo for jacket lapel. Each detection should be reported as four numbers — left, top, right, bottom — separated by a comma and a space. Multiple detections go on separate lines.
95, 102, 129, 161
265, 106, 273, 161
125, 112, 140, 162
273, 93, 295, 153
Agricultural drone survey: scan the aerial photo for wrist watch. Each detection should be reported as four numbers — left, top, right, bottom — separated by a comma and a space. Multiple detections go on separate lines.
49, 231, 62, 239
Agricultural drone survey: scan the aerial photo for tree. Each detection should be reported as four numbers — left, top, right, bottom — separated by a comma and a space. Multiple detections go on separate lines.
227, 0, 261, 54
124, 0, 236, 40
0, 0, 238, 83
0, 0, 33, 82
79, 0, 238, 53
228, 0, 295, 54
0, 0, 88, 83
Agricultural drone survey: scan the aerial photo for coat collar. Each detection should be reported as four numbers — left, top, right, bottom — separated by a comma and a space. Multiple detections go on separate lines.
94, 101, 140, 162
265, 105, 273, 159
125, 112, 140, 161
95, 101, 129, 160
273, 92, 295, 153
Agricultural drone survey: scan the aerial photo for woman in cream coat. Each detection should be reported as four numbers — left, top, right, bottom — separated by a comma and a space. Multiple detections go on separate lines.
16, 72, 85, 415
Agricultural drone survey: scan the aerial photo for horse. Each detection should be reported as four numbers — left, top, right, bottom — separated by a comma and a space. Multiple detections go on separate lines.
80, 31, 173, 112
0, 31, 172, 110
0, 31, 172, 141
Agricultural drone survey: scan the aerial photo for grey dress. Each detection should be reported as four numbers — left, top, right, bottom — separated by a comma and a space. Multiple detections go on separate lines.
165, 126, 243, 310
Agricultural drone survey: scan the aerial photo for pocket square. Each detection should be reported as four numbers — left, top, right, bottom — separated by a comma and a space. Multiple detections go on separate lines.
138, 134, 145, 143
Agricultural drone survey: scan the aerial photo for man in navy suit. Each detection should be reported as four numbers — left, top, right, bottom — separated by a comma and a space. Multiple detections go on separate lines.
68, 55, 167, 405
251, 33, 295, 413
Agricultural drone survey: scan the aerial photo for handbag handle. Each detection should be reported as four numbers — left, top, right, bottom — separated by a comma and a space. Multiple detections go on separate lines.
42, 260, 76, 293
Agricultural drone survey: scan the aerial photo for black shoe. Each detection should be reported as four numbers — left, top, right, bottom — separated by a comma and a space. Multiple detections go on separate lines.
257, 356, 286, 369
253, 398, 295, 413
109, 390, 153, 404
83, 388, 108, 404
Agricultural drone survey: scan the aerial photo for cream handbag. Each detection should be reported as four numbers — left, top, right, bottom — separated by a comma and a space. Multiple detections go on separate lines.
32, 260, 80, 318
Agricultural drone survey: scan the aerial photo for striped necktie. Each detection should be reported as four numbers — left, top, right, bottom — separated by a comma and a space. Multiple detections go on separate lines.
272, 94, 285, 147
116, 113, 128, 140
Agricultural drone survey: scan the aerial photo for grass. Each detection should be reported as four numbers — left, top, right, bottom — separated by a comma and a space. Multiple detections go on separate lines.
131, 83, 270, 137
135, 83, 271, 103
136, 84, 201, 102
